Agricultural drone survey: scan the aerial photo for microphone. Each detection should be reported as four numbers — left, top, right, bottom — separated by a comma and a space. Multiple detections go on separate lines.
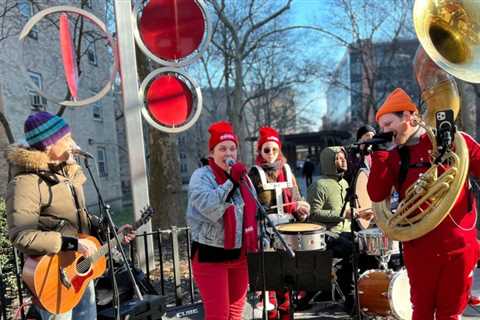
71, 148, 94, 159
354, 131, 394, 146
225, 158, 236, 167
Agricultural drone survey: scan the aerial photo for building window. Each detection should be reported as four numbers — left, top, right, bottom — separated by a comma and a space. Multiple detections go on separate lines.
97, 147, 108, 177
179, 152, 186, 159
178, 136, 186, 145
86, 35, 97, 66
28, 71, 47, 111
18, 1, 37, 39
180, 163, 188, 173
93, 103, 103, 121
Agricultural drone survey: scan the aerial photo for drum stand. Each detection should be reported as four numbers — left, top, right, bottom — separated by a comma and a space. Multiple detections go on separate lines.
377, 254, 392, 271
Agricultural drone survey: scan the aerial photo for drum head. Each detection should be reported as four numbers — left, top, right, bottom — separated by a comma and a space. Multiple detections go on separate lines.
389, 269, 412, 320
276, 223, 325, 234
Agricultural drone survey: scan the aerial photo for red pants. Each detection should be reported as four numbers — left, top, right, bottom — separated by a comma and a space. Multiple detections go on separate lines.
192, 255, 248, 320
404, 243, 478, 320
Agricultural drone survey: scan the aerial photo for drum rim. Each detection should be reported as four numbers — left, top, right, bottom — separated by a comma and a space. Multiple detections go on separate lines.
276, 223, 326, 234
388, 269, 412, 320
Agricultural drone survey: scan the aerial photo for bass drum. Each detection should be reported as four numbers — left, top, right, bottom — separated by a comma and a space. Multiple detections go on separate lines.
358, 269, 412, 320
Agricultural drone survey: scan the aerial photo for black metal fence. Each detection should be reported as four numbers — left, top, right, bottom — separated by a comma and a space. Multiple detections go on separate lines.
0, 226, 197, 320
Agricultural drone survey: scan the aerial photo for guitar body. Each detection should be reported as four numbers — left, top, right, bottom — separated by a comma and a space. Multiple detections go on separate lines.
22, 234, 106, 314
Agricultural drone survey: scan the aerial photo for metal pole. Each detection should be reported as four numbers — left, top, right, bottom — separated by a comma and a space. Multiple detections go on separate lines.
171, 226, 183, 306
113, 0, 154, 271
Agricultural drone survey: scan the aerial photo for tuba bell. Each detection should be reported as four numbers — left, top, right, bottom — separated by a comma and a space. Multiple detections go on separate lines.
372, 0, 480, 241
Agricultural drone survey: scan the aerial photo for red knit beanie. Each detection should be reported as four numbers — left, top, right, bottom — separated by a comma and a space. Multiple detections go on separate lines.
257, 127, 281, 151
208, 121, 238, 150
375, 88, 418, 122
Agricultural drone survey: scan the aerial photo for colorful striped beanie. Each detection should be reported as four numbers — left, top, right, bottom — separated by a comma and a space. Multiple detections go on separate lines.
24, 112, 71, 150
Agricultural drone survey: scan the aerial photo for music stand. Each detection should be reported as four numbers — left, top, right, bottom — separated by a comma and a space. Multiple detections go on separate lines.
248, 250, 333, 318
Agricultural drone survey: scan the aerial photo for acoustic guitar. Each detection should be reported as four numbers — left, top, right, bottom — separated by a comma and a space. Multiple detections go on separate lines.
22, 206, 154, 314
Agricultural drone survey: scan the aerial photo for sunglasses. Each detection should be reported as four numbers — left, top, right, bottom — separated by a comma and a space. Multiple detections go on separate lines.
262, 147, 279, 154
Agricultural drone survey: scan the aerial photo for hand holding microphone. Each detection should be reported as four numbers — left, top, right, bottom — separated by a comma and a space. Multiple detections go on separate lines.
226, 158, 247, 184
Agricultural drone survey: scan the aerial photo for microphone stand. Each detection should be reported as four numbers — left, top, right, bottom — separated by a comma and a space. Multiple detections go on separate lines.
241, 176, 295, 320
340, 149, 368, 320
81, 155, 144, 320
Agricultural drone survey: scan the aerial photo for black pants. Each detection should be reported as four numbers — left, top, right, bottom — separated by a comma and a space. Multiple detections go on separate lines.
305, 175, 313, 187
326, 232, 378, 302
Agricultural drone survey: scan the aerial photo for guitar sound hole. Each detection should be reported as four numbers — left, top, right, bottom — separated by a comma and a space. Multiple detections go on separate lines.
76, 257, 91, 275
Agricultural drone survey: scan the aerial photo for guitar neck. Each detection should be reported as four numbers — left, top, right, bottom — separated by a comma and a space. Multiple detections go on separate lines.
89, 218, 144, 264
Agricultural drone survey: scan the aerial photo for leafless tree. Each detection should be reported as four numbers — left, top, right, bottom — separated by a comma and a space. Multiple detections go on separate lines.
306, 0, 414, 129
198, 0, 322, 160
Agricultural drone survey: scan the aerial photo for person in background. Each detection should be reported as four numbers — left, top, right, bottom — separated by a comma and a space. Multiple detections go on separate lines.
6, 111, 135, 320
186, 121, 258, 320
302, 156, 315, 188
249, 126, 310, 320
367, 88, 480, 320
345, 125, 376, 185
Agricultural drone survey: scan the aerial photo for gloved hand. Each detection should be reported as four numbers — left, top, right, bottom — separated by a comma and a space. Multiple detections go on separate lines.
230, 162, 247, 184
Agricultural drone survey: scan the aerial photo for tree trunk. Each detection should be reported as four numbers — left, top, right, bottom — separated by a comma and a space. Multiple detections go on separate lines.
148, 130, 186, 228
135, 50, 185, 228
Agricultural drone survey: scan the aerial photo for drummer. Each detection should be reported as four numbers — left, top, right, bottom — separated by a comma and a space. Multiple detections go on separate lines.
248, 126, 310, 320
307, 146, 375, 313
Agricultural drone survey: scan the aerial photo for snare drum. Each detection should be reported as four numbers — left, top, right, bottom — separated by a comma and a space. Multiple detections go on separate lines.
358, 228, 399, 256
358, 269, 412, 320
273, 223, 326, 251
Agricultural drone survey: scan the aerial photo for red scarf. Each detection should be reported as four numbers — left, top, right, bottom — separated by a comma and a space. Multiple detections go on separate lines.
208, 158, 258, 252
255, 155, 296, 213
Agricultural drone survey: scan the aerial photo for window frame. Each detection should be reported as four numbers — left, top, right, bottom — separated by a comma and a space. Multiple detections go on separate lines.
86, 34, 98, 66
97, 147, 108, 177
92, 103, 103, 122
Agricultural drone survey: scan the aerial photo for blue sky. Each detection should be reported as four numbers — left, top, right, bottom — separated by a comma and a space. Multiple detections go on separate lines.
290, 0, 348, 129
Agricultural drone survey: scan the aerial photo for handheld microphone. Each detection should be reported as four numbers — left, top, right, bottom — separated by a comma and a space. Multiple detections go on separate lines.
354, 131, 394, 146
225, 158, 236, 167
71, 148, 94, 159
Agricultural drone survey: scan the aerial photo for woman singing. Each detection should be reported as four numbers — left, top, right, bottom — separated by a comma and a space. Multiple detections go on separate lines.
186, 121, 258, 320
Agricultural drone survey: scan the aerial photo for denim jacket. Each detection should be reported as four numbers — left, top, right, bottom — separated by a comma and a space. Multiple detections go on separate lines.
186, 166, 246, 248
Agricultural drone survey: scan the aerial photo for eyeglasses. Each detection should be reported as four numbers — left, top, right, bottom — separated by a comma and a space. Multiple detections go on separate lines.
262, 147, 279, 154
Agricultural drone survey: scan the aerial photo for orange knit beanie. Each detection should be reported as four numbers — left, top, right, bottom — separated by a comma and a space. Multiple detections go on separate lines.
375, 88, 418, 122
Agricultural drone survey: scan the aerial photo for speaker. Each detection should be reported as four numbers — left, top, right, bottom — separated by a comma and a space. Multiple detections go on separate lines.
97, 295, 165, 320
163, 302, 204, 320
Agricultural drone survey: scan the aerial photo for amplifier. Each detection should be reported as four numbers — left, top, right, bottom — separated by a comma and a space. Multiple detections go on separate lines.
97, 295, 165, 320
164, 302, 204, 320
